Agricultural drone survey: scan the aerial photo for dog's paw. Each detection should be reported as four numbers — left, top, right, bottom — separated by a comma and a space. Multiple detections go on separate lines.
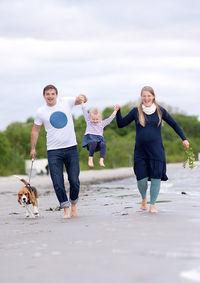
26, 213, 35, 218
26, 215, 35, 218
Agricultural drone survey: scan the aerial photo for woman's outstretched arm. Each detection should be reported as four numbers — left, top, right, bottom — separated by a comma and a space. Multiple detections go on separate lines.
162, 108, 189, 147
116, 107, 136, 128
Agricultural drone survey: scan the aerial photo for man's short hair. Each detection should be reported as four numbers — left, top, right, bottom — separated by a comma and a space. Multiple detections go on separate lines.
43, 85, 58, 95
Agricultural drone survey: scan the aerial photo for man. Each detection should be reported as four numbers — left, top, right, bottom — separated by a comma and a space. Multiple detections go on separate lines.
30, 84, 87, 219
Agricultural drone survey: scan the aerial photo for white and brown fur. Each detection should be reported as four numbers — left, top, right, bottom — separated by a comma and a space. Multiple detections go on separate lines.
17, 178, 39, 218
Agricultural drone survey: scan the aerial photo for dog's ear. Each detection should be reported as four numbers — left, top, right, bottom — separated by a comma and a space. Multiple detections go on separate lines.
28, 190, 34, 203
18, 193, 21, 204
29, 191, 37, 206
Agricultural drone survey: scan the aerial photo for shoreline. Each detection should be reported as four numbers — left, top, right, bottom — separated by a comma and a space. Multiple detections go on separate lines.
0, 163, 184, 193
0, 167, 134, 193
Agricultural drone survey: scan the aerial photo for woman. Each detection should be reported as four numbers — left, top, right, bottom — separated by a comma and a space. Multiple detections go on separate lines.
116, 86, 189, 213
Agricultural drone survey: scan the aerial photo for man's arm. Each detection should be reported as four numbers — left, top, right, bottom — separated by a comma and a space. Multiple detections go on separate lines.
30, 124, 41, 158
75, 94, 87, 105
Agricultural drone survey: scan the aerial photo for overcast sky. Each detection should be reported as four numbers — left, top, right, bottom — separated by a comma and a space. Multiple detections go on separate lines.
1, 0, 200, 130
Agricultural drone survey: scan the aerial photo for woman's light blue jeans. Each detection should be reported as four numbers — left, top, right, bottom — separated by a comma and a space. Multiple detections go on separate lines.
137, 177, 161, 205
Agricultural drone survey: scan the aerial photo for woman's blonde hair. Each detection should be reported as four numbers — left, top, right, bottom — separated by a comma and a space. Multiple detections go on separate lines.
138, 86, 162, 127
89, 107, 102, 121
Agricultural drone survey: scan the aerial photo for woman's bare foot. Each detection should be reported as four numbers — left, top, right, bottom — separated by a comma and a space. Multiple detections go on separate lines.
149, 204, 158, 213
71, 204, 78, 217
63, 207, 71, 219
88, 156, 94, 167
99, 158, 105, 167
141, 199, 147, 210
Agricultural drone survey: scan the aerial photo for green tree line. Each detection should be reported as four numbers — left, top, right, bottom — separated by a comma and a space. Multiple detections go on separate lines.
0, 103, 200, 176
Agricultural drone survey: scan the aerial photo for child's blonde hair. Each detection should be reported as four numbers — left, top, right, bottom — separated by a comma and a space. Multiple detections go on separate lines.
138, 86, 162, 127
89, 107, 102, 121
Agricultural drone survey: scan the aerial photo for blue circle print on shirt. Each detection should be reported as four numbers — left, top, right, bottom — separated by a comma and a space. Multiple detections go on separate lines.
50, 111, 68, 129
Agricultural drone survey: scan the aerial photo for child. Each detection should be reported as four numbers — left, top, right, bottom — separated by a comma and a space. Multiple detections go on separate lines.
81, 102, 119, 167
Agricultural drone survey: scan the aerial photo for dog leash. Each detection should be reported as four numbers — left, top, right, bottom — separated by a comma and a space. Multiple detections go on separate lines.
28, 158, 35, 185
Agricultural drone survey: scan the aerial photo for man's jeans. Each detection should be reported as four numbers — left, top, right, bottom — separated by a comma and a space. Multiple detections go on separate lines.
47, 146, 80, 208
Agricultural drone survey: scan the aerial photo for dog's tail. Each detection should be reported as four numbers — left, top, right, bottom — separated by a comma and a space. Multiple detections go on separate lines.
14, 175, 30, 186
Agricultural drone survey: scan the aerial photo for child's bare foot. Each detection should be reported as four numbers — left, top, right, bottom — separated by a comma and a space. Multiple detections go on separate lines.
149, 204, 158, 213
141, 199, 147, 210
71, 204, 78, 217
63, 207, 71, 219
99, 158, 105, 167
88, 156, 94, 167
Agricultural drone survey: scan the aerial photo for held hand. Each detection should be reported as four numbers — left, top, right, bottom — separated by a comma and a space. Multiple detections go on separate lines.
79, 94, 87, 103
81, 94, 87, 103
30, 149, 37, 159
75, 94, 87, 105
114, 104, 120, 111
183, 140, 190, 148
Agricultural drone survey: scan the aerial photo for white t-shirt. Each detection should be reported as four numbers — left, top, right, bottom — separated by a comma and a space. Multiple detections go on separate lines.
34, 97, 77, 150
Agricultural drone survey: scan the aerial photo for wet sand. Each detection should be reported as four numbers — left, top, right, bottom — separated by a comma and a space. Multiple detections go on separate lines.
0, 165, 200, 283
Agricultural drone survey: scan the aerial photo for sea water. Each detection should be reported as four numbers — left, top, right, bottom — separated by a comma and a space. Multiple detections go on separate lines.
95, 163, 200, 197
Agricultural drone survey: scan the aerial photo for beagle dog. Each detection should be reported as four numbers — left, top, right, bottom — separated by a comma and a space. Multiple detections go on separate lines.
17, 178, 39, 218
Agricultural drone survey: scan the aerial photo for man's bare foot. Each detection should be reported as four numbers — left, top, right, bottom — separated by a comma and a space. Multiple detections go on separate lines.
71, 204, 78, 217
99, 158, 105, 167
149, 204, 158, 213
88, 156, 94, 167
141, 199, 147, 210
63, 207, 71, 219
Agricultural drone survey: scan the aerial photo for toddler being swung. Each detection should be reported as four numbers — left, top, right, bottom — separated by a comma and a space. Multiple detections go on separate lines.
81, 102, 119, 167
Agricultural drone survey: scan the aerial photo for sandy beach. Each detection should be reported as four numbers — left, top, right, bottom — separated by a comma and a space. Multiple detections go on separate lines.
1, 164, 200, 283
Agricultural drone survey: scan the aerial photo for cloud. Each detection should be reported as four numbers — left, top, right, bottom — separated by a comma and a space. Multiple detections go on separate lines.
0, 0, 200, 129
1, 0, 200, 40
